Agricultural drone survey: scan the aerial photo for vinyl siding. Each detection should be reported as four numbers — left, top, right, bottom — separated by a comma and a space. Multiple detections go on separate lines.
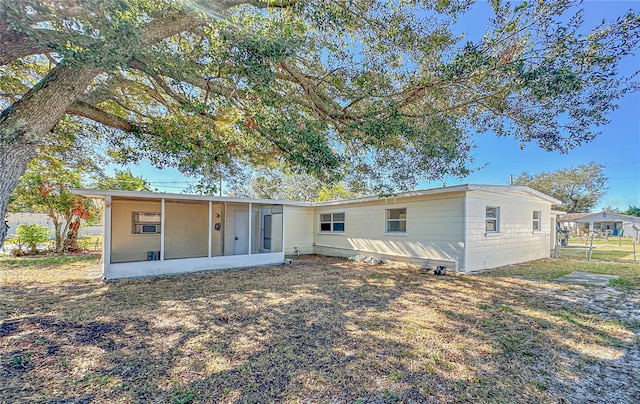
464, 190, 552, 272
312, 193, 465, 268
111, 199, 161, 263
284, 206, 314, 255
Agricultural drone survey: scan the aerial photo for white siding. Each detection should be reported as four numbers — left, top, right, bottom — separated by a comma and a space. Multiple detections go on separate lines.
312, 193, 465, 268
464, 190, 552, 272
284, 206, 314, 255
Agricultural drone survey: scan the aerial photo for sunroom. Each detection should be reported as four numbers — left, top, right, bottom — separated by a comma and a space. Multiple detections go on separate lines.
72, 189, 297, 280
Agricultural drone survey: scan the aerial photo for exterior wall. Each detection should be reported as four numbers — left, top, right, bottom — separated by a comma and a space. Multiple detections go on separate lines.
312, 193, 465, 269
111, 199, 161, 263
284, 206, 314, 255
164, 201, 209, 259
211, 203, 224, 256
464, 190, 552, 272
107, 252, 284, 280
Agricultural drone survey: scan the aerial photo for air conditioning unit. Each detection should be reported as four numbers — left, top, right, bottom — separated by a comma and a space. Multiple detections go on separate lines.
135, 224, 160, 234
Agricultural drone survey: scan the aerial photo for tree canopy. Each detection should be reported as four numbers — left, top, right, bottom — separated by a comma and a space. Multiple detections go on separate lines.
96, 168, 152, 192
1, 0, 639, 244
514, 162, 608, 213
622, 206, 640, 217
225, 166, 362, 202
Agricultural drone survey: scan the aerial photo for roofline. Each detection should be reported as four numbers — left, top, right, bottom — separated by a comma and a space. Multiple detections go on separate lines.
70, 188, 313, 207
313, 184, 562, 206
72, 183, 562, 207
560, 211, 640, 222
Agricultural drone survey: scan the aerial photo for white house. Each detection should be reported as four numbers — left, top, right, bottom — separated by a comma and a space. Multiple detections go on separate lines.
558, 212, 640, 236
73, 184, 561, 279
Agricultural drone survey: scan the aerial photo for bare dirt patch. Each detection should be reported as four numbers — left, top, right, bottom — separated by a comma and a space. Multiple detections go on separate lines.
1, 255, 638, 403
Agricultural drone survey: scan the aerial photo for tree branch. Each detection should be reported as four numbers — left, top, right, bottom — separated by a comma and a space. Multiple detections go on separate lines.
66, 101, 135, 132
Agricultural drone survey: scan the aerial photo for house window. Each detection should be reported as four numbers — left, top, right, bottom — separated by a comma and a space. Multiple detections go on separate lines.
320, 212, 345, 232
485, 207, 500, 233
532, 210, 541, 231
132, 212, 161, 234
386, 208, 406, 233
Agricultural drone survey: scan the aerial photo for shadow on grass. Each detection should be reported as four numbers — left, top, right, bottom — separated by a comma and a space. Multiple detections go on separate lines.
1, 256, 638, 403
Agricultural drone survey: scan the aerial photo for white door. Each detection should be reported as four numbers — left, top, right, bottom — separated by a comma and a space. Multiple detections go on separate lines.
234, 211, 249, 255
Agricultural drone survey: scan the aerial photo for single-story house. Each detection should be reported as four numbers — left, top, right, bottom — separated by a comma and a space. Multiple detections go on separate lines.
558, 212, 640, 236
72, 184, 561, 280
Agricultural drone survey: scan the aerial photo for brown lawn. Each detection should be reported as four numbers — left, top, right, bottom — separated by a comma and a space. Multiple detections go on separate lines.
1, 255, 638, 403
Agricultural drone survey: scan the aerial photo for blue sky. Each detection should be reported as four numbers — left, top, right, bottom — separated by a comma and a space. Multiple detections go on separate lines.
425, 0, 640, 211
117, 0, 640, 210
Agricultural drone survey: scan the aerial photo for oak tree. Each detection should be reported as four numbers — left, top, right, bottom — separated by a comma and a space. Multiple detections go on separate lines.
514, 162, 607, 213
1, 0, 639, 245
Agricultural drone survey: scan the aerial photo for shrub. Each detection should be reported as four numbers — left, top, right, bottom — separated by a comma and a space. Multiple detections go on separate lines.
15, 224, 51, 253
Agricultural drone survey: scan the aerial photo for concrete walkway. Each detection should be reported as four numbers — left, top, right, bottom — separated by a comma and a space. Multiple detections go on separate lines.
554, 271, 619, 286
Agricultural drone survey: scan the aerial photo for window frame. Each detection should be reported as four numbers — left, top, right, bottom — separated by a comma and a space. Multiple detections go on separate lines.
532, 210, 541, 232
385, 208, 407, 234
319, 212, 345, 233
485, 206, 500, 234
132, 211, 161, 234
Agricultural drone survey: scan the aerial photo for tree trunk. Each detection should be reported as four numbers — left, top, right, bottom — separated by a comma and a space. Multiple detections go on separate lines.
0, 142, 37, 246
58, 216, 72, 253
64, 220, 81, 252
0, 62, 103, 246
49, 209, 62, 253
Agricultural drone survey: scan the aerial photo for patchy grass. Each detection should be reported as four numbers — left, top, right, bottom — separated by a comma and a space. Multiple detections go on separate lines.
563, 237, 639, 262
1, 255, 638, 403
568, 236, 635, 246
0, 254, 101, 283
487, 258, 640, 289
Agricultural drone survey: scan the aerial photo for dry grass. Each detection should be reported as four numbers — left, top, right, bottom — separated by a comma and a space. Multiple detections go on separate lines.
1, 255, 638, 403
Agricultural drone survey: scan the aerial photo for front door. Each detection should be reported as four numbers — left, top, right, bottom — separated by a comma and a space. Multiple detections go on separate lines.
234, 210, 249, 255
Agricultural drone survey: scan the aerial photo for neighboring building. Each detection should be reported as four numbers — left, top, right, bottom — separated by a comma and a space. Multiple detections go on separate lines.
73, 184, 561, 280
558, 211, 640, 236
4, 212, 102, 238
5, 213, 55, 238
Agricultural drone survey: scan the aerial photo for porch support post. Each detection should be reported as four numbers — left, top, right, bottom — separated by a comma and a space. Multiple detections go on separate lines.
160, 198, 165, 261
282, 205, 286, 254
208, 201, 212, 258
103, 196, 112, 279
248, 203, 252, 255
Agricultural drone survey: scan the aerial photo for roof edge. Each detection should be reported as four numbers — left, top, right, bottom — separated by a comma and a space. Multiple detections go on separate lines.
72, 183, 562, 207
70, 188, 313, 207
314, 184, 562, 206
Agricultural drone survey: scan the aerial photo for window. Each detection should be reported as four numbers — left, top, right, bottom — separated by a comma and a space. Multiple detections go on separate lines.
320, 212, 345, 232
132, 212, 161, 234
386, 208, 406, 233
485, 207, 499, 233
532, 210, 541, 231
